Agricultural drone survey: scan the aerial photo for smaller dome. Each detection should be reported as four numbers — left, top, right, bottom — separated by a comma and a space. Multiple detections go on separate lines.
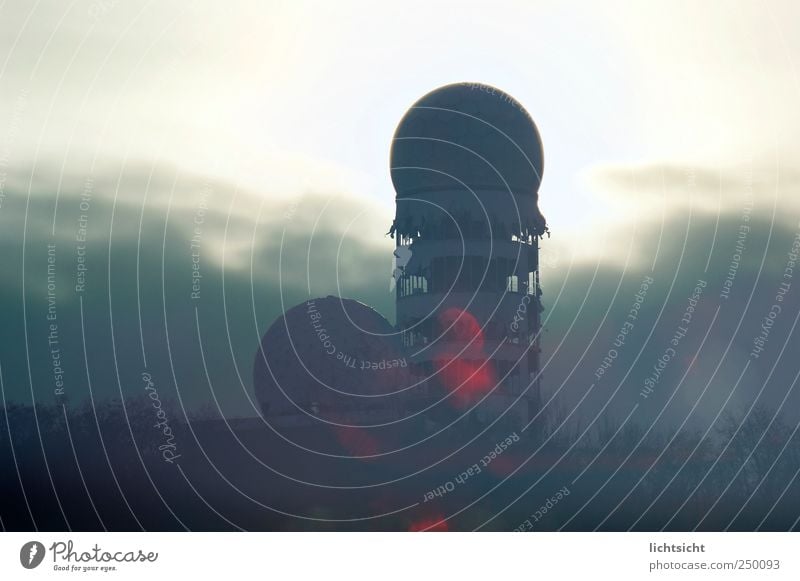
253, 296, 413, 422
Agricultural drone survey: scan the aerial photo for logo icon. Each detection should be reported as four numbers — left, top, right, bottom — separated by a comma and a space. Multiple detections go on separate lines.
19, 541, 46, 569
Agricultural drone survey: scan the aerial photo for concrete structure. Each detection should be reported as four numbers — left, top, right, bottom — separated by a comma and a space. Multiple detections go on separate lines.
388, 82, 548, 426
253, 82, 548, 433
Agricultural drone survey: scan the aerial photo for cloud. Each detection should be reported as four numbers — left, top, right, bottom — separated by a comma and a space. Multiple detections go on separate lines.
0, 161, 394, 417
585, 161, 800, 221
2, 157, 800, 437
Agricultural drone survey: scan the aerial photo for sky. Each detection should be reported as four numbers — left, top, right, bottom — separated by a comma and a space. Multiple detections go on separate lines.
3, 1, 800, 228
1, 0, 800, 424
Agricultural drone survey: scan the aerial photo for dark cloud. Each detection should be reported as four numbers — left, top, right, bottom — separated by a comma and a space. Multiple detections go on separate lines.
0, 162, 393, 417
1, 160, 799, 437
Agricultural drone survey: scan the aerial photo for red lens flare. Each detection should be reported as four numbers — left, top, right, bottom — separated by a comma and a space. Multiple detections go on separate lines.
408, 515, 449, 531
434, 308, 495, 408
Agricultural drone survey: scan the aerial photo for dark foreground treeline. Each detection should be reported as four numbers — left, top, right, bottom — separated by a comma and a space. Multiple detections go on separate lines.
1, 398, 799, 531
